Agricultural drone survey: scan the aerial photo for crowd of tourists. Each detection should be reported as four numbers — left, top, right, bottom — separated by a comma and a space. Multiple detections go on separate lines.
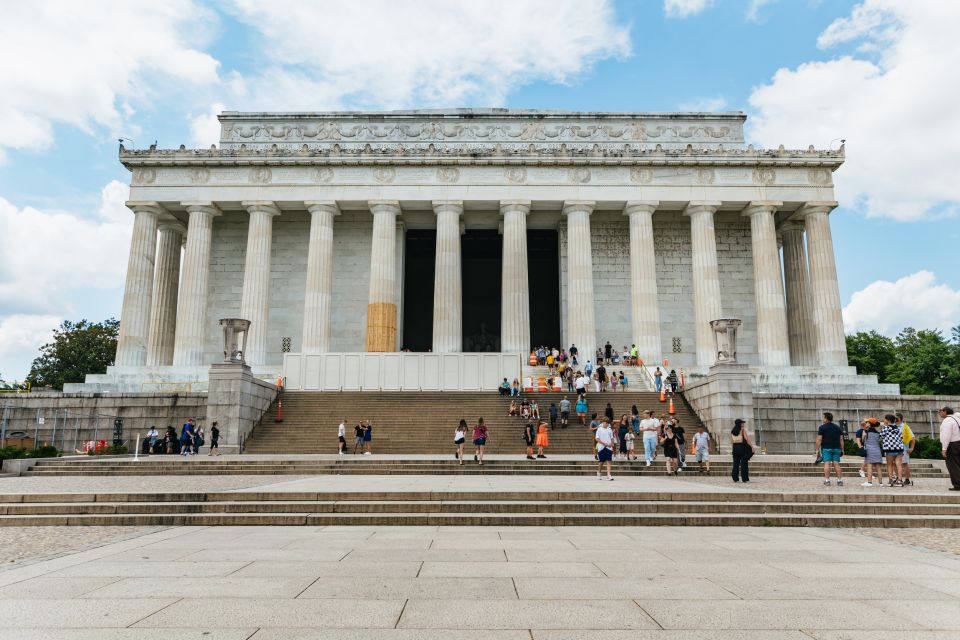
141, 418, 219, 456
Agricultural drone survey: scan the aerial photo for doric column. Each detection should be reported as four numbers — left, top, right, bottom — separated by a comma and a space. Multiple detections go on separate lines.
115, 202, 161, 367
432, 200, 463, 352
301, 201, 339, 353
801, 201, 848, 366
780, 219, 817, 366
624, 201, 661, 365
239, 201, 280, 366
365, 200, 399, 352
500, 200, 531, 353
563, 200, 597, 364
743, 201, 790, 366
145, 221, 185, 366
172, 202, 220, 366
684, 201, 723, 367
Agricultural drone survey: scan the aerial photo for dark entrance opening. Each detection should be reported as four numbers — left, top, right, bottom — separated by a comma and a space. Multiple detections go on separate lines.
401, 229, 435, 351
462, 230, 502, 351
528, 230, 561, 349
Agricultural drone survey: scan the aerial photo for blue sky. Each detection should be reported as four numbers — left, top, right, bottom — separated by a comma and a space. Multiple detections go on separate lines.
0, 0, 958, 380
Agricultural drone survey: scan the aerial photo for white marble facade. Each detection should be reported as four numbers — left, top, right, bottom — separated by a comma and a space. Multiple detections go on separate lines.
98, 109, 865, 391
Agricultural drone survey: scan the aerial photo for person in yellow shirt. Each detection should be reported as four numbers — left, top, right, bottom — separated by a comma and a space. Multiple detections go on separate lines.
895, 412, 915, 486
546, 352, 555, 371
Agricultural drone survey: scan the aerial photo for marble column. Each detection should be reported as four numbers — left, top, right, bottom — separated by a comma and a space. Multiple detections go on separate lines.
173, 202, 220, 366
239, 201, 280, 366
780, 219, 817, 366
801, 201, 848, 366
563, 200, 597, 364
115, 202, 162, 367
145, 222, 185, 366
500, 200, 531, 353
684, 201, 723, 367
365, 200, 399, 352
301, 201, 339, 353
624, 201, 661, 365
432, 200, 463, 352
743, 201, 790, 366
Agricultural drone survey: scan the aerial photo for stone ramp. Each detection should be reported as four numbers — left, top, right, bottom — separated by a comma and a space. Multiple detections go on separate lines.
1, 489, 958, 527
244, 390, 701, 454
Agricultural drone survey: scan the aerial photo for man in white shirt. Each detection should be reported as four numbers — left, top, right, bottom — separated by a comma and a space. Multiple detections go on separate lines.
639, 410, 660, 467
337, 420, 346, 455
939, 406, 960, 491
595, 418, 615, 481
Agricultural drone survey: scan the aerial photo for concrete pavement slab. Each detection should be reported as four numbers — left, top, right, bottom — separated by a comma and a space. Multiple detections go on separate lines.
770, 561, 959, 579
0, 630, 256, 640
514, 576, 736, 600
419, 561, 605, 578
82, 576, 316, 599
533, 632, 813, 640
48, 561, 249, 578
890, 601, 960, 630
398, 599, 660, 629
232, 560, 421, 578
0, 598, 176, 628
342, 548, 509, 562
0, 577, 121, 599
636, 599, 921, 630
711, 576, 954, 601
298, 577, 517, 599
134, 598, 405, 628
250, 630, 530, 639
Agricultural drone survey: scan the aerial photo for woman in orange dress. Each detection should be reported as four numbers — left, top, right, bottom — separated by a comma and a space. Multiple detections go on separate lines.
535, 420, 550, 459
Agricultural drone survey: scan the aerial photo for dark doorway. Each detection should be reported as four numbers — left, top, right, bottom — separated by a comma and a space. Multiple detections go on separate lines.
528, 230, 561, 349
402, 229, 435, 351
462, 230, 502, 351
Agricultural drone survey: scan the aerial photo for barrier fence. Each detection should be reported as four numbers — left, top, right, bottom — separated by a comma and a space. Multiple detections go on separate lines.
0, 404, 127, 454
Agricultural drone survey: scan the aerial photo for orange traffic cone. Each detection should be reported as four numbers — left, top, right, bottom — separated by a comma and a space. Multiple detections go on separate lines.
690, 442, 696, 456
668, 398, 675, 415
538, 377, 547, 392
529, 352, 537, 366
275, 398, 284, 423
659, 386, 665, 402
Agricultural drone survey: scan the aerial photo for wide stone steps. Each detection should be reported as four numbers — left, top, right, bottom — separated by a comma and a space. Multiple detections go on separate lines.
0, 490, 957, 527
244, 390, 701, 454
23, 458, 947, 477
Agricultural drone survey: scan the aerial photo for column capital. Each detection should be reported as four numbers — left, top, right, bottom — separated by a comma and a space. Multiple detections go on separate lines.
304, 201, 341, 216
432, 200, 464, 215
683, 201, 722, 217
126, 201, 165, 216
157, 220, 187, 236
778, 218, 806, 233
181, 201, 222, 217
796, 200, 839, 218
562, 200, 595, 216
741, 200, 783, 218
368, 200, 401, 215
242, 200, 281, 217
499, 200, 531, 216
624, 201, 659, 216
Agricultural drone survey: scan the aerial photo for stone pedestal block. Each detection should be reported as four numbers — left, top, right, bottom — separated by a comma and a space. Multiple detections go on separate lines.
207, 362, 277, 454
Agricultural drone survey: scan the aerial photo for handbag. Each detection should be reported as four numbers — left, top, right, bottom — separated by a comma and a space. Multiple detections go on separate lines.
742, 440, 755, 461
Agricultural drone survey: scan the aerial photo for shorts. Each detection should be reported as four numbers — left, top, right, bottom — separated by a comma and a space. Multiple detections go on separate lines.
597, 448, 613, 462
884, 449, 903, 458
473, 437, 487, 446
454, 438, 464, 446
626, 442, 635, 450
695, 450, 709, 462
821, 448, 842, 463
338, 435, 346, 443
902, 449, 910, 463
561, 411, 569, 420
355, 436, 364, 445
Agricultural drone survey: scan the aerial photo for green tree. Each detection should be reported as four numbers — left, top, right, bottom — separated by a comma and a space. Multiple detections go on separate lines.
845, 331, 896, 381
886, 328, 960, 395
26, 319, 119, 391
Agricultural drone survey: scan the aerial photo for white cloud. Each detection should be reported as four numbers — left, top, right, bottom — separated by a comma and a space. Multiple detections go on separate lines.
189, 102, 225, 148
664, 0, 712, 19
0, 0, 220, 157
746, 0, 777, 23
0, 181, 132, 317
226, 0, 631, 110
748, 1, 960, 221
0, 314, 62, 380
843, 271, 960, 336
679, 96, 728, 112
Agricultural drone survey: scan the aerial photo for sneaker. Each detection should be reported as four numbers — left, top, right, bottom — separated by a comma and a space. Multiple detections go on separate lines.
823, 480, 831, 486
837, 480, 844, 486
859, 469, 866, 478
902, 479, 912, 486
474, 454, 478, 461
677, 467, 683, 473
363, 451, 372, 456
645, 461, 651, 467
338, 451, 344, 455
597, 473, 603, 480
862, 482, 873, 487
607, 476, 614, 481
892, 479, 902, 487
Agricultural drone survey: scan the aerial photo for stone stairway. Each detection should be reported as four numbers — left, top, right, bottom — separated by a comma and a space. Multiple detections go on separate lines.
22, 456, 947, 478
242, 390, 698, 454
521, 364, 655, 391
1, 488, 957, 527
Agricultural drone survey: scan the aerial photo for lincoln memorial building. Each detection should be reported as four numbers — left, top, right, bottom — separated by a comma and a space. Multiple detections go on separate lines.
76, 109, 895, 394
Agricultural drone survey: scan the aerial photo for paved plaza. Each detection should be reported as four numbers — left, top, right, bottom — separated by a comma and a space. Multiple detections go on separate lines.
0, 471, 957, 638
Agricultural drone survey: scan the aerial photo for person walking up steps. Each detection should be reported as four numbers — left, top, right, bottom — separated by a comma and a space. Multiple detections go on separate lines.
473, 417, 488, 465
535, 420, 550, 458
559, 396, 571, 428
455, 419, 467, 465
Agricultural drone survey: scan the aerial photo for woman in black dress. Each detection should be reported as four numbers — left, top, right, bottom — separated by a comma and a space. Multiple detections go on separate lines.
661, 425, 680, 474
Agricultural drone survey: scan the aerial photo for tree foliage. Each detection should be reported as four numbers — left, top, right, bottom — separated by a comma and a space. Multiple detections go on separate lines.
26, 319, 119, 391
846, 326, 960, 395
